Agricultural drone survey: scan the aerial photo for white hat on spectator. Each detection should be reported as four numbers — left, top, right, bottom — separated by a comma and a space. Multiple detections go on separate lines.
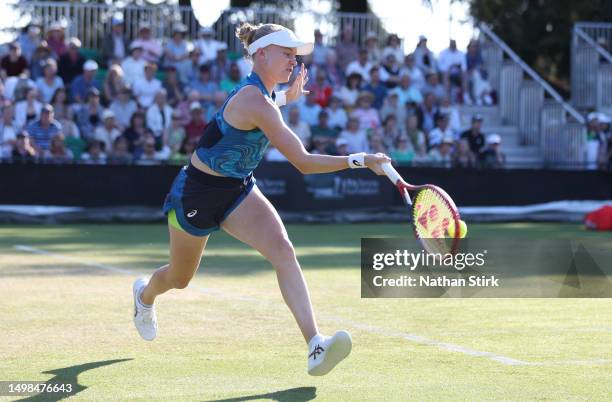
28, 25, 40, 35
129, 42, 143, 51
217, 42, 228, 51
587, 112, 599, 121
139, 21, 152, 31
173, 23, 188, 33
111, 13, 124, 25
366, 31, 377, 40
336, 138, 349, 147
68, 37, 82, 48
190, 101, 203, 111
199, 26, 214, 36
102, 109, 115, 120
597, 112, 610, 124
84, 60, 99, 71
442, 136, 454, 145
487, 133, 502, 145
48, 21, 63, 31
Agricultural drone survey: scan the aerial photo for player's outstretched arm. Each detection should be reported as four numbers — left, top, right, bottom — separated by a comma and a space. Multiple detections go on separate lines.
251, 94, 389, 175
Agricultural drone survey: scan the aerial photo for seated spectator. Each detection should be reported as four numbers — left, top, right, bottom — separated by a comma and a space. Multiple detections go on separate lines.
480, 133, 506, 168
421, 72, 447, 101
44, 133, 73, 163
58, 38, 85, 85
346, 48, 373, 83
327, 96, 348, 131
107, 135, 133, 165
335, 137, 349, 156
453, 138, 476, 168
380, 92, 404, 123
168, 135, 197, 165
168, 109, 186, 154
390, 134, 415, 165
416, 93, 439, 134
25, 104, 61, 151
472, 68, 495, 106
0, 102, 17, 158
466, 39, 484, 74
176, 90, 201, 126
103, 64, 126, 105
286, 106, 311, 148
146, 89, 173, 148
369, 133, 387, 154
380, 114, 401, 150
102, 14, 127, 67
334, 26, 359, 71
70, 60, 101, 103
308, 68, 333, 108
15, 87, 43, 130
178, 47, 202, 85
132, 62, 162, 108
136, 133, 169, 165
164, 23, 190, 71
438, 39, 469, 103
383, 34, 404, 67
413, 35, 436, 72
428, 113, 453, 149
399, 53, 426, 91
36, 58, 64, 104
4, 73, 35, 102
320, 49, 344, 90
210, 43, 231, 82
30, 40, 53, 81
18, 24, 41, 64
380, 52, 401, 89
439, 96, 462, 137
109, 86, 138, 130
163, 67, 184, 107
50, 87, 69, 118
45, 21, 67, 59
122, 111, 147, 153
195, 26, 224, 65
339, 116, 369, 153
311, 110, 338, 152
363, 66, 388, 109
364, 31, 383, 65
351, 91, 380, 131
403, 113, 427, 154
121, 43, 146, 87
75, 88, 104, 140
189, 64, 218, 106
131, 22, 162, 64
58, 107, 85, 160
205, 92, 225, 122
220, 63, 242, 93
392, 73, 423, 106
80, 140, 107, 165
185, 102, 206, 140
460, 113, 486, 155
311, 29, 330, 66
11, 132, 38, 163
427, 137, 453, 168
336, 72, 362, 109
93, 109, 121, 151
299, 92, 323, 126
1, 42, 28, 77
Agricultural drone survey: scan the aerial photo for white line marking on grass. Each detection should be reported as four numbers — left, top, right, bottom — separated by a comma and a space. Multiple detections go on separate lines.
13, 245, 611, 367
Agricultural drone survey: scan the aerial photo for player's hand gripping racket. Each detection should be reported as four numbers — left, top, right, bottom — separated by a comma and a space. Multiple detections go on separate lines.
381, 162, 462, 254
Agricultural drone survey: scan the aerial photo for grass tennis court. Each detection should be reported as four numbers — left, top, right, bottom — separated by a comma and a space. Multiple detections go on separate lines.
1, 223, 611, 401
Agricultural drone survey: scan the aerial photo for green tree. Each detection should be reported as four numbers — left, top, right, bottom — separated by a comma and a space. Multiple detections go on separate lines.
465, 0, 612, 93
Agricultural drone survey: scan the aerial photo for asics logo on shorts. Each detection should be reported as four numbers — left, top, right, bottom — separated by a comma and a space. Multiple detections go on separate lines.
187, 210, 198, 218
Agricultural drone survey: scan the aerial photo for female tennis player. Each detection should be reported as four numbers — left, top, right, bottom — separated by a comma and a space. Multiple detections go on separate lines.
132, 22, 390, 376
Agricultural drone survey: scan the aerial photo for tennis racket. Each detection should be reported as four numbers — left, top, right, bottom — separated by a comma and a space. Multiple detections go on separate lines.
381, 162, 462, 255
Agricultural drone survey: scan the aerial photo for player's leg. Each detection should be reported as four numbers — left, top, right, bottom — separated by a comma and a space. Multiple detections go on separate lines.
221, 186, 351, 375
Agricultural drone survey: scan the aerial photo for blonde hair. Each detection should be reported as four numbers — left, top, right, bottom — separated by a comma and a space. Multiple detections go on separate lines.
235, 22, 284, 58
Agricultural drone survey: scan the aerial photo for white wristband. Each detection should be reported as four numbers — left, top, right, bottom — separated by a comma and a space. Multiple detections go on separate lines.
275, 90, 287, 107
348, 152, 367, 169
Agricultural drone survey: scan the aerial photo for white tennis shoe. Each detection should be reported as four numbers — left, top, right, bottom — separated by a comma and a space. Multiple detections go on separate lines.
307, 331, 352, 376
132, 278, 157, 341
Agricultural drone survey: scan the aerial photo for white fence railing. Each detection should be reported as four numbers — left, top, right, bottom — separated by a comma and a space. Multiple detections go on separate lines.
572, 22, 612, 111
479, 23, 586, 166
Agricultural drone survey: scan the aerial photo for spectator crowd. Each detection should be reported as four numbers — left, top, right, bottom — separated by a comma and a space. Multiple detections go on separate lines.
0, 17, 524, 168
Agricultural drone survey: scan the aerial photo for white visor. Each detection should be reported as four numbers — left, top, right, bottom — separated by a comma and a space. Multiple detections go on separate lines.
247, 28, 313, 56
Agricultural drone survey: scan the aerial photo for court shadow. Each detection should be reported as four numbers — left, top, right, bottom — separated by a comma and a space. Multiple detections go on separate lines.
204, 386, 316, 402
16, 358, 132, 402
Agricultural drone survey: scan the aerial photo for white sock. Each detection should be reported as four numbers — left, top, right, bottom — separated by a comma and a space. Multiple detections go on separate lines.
137, 288, 153, 309
308, 333, 325, 350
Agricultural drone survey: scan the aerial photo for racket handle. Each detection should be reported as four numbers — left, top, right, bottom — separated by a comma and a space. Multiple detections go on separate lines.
381, 162, 403, 185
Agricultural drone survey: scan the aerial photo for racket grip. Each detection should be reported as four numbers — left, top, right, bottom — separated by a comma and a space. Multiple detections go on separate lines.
381, 162, 402, 185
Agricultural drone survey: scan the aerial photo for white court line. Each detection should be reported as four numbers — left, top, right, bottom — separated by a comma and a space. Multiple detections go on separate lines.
12, 244, 611, 367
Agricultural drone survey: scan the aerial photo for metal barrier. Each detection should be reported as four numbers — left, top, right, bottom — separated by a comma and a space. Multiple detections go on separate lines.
479, 23, 586, 165
15, 2, 387, 54
572, 23, 612, 111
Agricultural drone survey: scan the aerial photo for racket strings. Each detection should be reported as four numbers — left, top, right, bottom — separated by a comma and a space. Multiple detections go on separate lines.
412, 188, 457, 253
